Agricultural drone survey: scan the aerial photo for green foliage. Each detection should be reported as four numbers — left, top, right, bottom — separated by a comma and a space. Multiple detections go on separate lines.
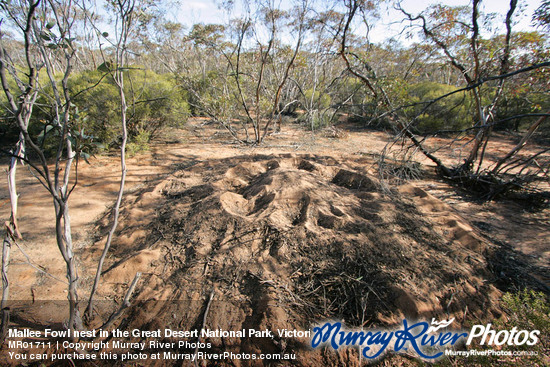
301, 109, 334, 130
4, 67, 190, 157
0, 107, 18, 146
69, 68, 189, 150
125, 129, 151, 157
68, 71, 120, 148
304, 88, 331, 110
496, 91, 550, 131
183, 70, 237, 119
300, 89, 334, 130
500, 289, 550, 335
125, 69, 190, 137
436, 289, 550, 367
404, 82, 472, 134
0, 72, 47, 146
486, 289, 549, 366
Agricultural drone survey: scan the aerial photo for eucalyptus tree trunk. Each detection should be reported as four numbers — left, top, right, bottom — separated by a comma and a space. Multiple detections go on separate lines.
86, 0, 134, 321
0, 0, 84, 335
1, 136, 24, 342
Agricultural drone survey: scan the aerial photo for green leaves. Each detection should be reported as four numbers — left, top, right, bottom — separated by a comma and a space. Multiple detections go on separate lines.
37, 124, 56, 144
39, 31, 52, 41
68, 68, 189, 151
39, 26, 74, 51
97, 61, 113, 73
79, 151, 91, 164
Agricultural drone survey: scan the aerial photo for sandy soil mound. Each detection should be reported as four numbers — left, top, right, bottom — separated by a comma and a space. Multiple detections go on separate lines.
96, 153, 503, 365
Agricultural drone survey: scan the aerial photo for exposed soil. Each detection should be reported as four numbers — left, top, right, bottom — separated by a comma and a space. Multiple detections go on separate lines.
0, 119, 548, 366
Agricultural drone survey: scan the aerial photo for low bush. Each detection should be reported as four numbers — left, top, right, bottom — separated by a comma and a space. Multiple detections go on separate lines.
404, 82, 473, 134
69, 68, 189, 150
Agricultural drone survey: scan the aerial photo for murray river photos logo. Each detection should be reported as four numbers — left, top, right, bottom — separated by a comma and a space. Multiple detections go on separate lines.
310, 318, 540, 360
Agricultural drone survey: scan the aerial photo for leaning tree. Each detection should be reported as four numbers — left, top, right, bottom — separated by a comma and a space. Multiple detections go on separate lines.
0, 0, 88, 335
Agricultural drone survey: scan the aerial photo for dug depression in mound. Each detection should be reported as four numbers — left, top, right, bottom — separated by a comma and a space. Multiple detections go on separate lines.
105, 154, 502, 364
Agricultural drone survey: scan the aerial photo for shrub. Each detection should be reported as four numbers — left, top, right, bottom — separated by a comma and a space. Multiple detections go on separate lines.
500, 289, 550, 339
68, 68, 190, 150
482, 289, 549, 366
304, 88, 332, 110
299, 109, 335, 130
404, 82, 473, 134
496, 91, 550, 132
125, 70, 190, 137
125, 129, 151, 157
69, 71, 120, 148
439, 289, 550, 367
0, 105, 19, 147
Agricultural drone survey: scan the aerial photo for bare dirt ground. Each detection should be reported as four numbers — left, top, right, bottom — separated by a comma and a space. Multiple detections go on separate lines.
0, 118, 548, 365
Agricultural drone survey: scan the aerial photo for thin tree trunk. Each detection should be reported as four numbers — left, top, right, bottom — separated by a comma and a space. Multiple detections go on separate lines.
86, 2, 131, 318
1, 236, 12, 343
85, 92, 128, 320
1, 135, 25, 342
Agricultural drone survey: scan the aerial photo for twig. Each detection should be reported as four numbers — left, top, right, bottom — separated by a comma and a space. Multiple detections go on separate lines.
193, 289, 215, 367
12, 240, 68, 284
100, 272, 141, 330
